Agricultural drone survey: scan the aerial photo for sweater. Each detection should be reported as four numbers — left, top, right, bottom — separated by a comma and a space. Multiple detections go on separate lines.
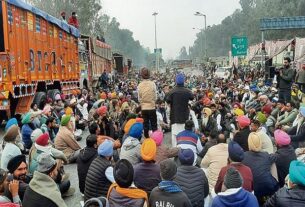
120, 136, 141, 165
215, 163, 253, 193
138, 80, 157, 110
233, 127, 251, 151
0, 143, 21, 171
23, 171, 67, 207
174, 165, 209, 207
212, 188, 259, 207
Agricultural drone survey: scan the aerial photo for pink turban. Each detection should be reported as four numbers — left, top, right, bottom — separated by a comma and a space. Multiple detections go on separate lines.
236, 115, 251, 128
274, 129, 291, 146
42, 105, 51, 115
151, 130, 164, 146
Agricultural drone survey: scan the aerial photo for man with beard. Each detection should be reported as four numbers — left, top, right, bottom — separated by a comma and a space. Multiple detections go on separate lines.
277, 57, 295, 103
201, 107, 218, 138
119, 102, 131, 127
23, 153, 67, 207
157, 100, 170, 132
4, 155, 30, 202
210, 104, 222, 131
41, 117, 57, 142
96, 106, 118, 139
233, 115, 251, 151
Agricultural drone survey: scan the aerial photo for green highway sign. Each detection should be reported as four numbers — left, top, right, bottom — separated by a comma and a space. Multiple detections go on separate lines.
154, 48, 162, 54
231, 36, 248, 56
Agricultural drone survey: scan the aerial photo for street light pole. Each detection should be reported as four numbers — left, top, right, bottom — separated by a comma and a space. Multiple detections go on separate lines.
152, 12, 159, 72
195, 12, 207, 62
193, 27, 204, 64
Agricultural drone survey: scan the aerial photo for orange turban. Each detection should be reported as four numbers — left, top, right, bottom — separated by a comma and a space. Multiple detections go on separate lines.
141, 138, 157, 161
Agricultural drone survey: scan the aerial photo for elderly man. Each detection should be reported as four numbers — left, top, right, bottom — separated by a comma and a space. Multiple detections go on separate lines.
201, 107, 218, 137
23, 153, 68, 207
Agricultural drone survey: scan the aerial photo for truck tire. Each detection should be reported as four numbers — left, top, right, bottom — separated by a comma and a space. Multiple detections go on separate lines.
33, 92, 47, 110
47, 89, 60, 101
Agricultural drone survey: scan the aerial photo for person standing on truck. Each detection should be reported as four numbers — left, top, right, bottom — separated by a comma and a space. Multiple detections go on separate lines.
61, 12, 67, 23
99, 70, 109, 90
68, 12, 79, 29
138, 68, 158, 138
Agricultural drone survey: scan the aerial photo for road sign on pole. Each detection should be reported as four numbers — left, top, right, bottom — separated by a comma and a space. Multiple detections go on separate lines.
231, 36, 248, 56
154, 48, 162, 54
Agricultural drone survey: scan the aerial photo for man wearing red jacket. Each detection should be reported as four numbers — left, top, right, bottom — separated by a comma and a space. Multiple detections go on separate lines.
68, 12, 79, 29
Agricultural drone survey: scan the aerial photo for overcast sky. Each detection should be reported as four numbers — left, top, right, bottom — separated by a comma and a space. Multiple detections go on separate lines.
102, 0, 241, 59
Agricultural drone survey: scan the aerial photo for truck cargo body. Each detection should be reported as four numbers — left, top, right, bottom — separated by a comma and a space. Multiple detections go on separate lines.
0, 0, 80, 119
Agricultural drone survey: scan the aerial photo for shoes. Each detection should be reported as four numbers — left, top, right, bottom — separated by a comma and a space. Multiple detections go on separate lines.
62, 187, 75, 197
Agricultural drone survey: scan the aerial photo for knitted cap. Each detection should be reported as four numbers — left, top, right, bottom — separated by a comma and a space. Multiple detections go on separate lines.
224, 167, 243, 189
160, 159, 177, 181
228, 141, 244, 162
114, 159, 134, 188
178, 148, 195, 166
37, 153, 57, 173
98, 139, 113, 157
141, 138, 157, 161
248, 132, 262, 152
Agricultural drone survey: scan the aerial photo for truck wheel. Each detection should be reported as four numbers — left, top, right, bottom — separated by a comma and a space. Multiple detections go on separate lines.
33, 92, 47, 110
47, 89, 60, 101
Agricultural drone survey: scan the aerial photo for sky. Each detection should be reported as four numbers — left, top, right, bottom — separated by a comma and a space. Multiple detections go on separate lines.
101, 0, 241, 59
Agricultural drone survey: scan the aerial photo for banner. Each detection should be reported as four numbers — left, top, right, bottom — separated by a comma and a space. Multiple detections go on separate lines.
246, 44, 260, 61
265, 39, 293, 59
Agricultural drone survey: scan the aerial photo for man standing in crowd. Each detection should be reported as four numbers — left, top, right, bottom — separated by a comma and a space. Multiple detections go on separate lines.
166, 73, 194, 146
138, 68, 158, 138
277, 57, 295, 103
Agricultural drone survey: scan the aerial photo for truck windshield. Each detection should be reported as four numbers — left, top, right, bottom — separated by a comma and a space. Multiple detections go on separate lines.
0, 3, 5, 52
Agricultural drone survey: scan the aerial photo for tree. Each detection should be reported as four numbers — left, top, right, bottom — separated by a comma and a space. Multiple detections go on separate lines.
178, 46, 189, 60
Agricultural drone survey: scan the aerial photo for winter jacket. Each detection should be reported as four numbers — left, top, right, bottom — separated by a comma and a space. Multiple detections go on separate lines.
201, 143, 228, 191
149, 186, 192, 207
107, 185, 146, 207
277, 67, 295, 90
54, 126, 81, 160
77, 147, 97, 193
84, 156, 112, 201
289, 121, 305, 148
233, 127, 251, 151
0, 143, 21, 171
296, 69, 305, 84
134, 162, 161, 194
242, 151, 279, 197
212, 188, 259, 207
263, 185, 305, 207
21, 124, 34, 149
23, 171, 67, 207
278, 108, 298, 126
274, 145, 296, 187
258, 130, 274, 154
138, 80, 157, 110
201, 117, 218, 137
68, 16, 79, 28
174, 165, 209, 207
215, 163, 253, 194
199, 139, 217, 158
166, 86, 194, 124
120, 136, 141, 165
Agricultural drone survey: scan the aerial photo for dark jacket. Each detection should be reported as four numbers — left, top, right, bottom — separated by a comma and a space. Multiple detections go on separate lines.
174, 165, 209, 207
21, 123, 34, 149
201, 117, 218, 137
149, 186, 192, 207
289, 121, 305, 149
263, 185, 305, 207
242, 151, 279, 197
277, 67, 295, 90
108, 185, 146, 207
212, 188, 259, 207
233, 127, 251, 151
199, 139, 217, 158
84, 156, 112, 201
23, 186, 57, 207
134, 162, 161, 194
77, 147, 98, 193
166, 86, 194, 124
274, 145, 296, 188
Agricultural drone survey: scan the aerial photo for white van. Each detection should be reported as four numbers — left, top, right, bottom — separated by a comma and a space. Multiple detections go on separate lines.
214, 67, 232, 79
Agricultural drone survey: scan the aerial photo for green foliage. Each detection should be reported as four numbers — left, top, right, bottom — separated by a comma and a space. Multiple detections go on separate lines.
30, 0, 149, 66
190, 0, 305, 58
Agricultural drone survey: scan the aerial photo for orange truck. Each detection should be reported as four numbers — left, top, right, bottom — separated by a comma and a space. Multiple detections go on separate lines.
0, 0, 80, 121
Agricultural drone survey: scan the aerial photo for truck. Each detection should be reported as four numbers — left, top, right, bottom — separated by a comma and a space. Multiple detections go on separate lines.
113, 52, 129, 74
0, 0, 80, 121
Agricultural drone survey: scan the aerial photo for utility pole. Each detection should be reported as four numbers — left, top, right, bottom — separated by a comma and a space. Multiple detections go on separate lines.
195, 12, 207, 62
152, 12, 159, 72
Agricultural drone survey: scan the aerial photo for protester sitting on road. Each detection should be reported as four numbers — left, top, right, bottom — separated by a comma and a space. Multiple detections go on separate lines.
275, 102, 298, 129
151, 130, 179, 164
242, 132, 279, 203
1, 126, 21, 171
174, 148, 209, 207
55, 115, 81, 164
4, 155, 30, 202
0, 168, 21, 205
21, 112, 36, 149
212, 167, 259, 207
120, 122, 143, 165
40, 104, 52, 126
23, 153, 68, 207
134, 138, 161, 195
3, 118, 25, 152
41, 116, 57, 142
288, 106, 305, 148
215, 141, 253, 193
84, 140, 114, 201
273, 129, 296, 188
233, 115, 251, 151
263, 160, 305, 207
149, 159, 192, 207
107, 159, 148, 207
250, 119, 274, 154
77, 134, 98, 194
